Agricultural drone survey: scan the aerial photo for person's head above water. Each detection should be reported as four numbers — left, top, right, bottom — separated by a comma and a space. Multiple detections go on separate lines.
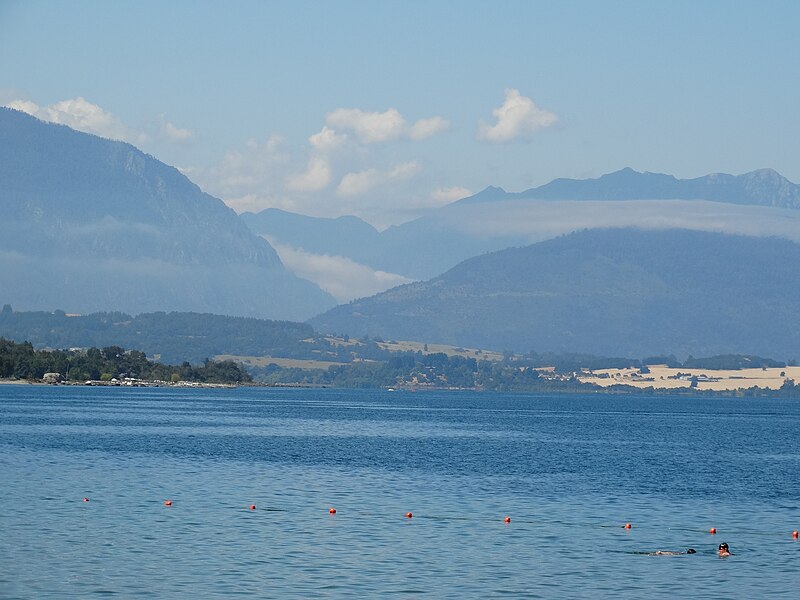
718, 543, 730, 556
686, 549, 697, 554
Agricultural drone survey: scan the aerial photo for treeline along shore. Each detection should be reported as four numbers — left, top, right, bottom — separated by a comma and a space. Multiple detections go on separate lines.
3, 335, 799, 397
0, 338, 251, 386
252, 351, 800, 397
2, 305, 799, 396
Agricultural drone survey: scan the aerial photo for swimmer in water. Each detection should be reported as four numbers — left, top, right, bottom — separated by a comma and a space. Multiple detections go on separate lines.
650, 548, 697, 556
718, 543, 731, 557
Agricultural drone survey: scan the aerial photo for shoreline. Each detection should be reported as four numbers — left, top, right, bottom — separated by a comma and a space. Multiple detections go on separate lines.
0, 378, 237, 389
2, 377, 797, 397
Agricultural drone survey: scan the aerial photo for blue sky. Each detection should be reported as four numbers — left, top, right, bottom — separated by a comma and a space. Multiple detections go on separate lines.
2, 0, 798, 227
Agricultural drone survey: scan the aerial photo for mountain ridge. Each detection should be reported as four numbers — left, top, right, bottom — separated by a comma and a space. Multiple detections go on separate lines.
457, 167, 800, 208
244, 168, 800, 285
0, 107, 335, 320
240, 207, 380, 258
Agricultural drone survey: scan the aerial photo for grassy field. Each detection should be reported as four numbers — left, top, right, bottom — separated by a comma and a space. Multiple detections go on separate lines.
374, 340, 505, 361
216, 339, 505, 372
213, 355, 344, 370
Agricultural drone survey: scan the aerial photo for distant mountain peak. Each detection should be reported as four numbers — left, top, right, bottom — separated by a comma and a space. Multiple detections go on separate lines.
600, 167, 676, 180
456, 167, 800, 209
456, 185, 508, 204
742, 167, 787, 183
604, 166, 640, 176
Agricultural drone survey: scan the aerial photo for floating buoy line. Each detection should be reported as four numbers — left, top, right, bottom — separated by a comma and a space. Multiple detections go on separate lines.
75, 497, 799, 539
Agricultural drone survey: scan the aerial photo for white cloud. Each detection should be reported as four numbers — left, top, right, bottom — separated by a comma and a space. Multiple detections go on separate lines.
431, 186, 472, 204
408, 116, 450, 140
388, 161, 421, 179
266, 237, 413, 302
326, 107, 405, 143
284, 126, 349, 192
5, 99, 39, 114
336, 161, 421, 197
325, 107, 448, 143
162, 120, 193, 141
5, 97, 194, 146
286, 155, 332, 192
309, 125, 347, 151
477, 88, 558, 142
6, 97, 146, 144
336, 168, 381, 197
192, 103, 445, 220
202, 134, 289, 198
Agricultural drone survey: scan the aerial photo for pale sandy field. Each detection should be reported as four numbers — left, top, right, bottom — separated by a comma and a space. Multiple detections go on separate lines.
579, 365, 800, 391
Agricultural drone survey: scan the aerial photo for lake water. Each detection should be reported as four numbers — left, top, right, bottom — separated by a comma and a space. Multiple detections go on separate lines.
1, 385, 799, 598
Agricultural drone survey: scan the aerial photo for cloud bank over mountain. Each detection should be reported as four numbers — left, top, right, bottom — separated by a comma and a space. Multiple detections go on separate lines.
244, 167, 800, 297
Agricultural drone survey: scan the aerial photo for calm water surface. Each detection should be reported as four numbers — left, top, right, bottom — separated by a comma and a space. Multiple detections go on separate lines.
1, 385, 799, 598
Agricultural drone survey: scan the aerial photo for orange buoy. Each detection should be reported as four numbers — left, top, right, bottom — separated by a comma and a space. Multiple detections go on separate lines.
249, 504, 256, 510
164, 500, 172, 506
503, 516, 511, 524
624, 522, 632, 529
329, 507, 337, 514
82, 497, 90, 502
405, 512, 413, 519
793, 530, 799, 539
709, 527, 717, 534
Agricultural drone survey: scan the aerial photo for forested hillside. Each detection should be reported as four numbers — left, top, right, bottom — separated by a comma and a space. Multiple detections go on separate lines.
0, 308, 327, 364
311, 228, 800, 359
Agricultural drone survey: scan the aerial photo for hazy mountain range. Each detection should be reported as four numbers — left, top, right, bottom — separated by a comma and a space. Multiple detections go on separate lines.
4, 106, 800, 360
0, 107, 334, 320
456, 166, 800, 207
243, 168, 800, 291
311, 228, 800, 359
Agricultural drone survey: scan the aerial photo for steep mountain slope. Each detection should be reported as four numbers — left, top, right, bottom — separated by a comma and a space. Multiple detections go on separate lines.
310, 228, 800, 359
0, 108, 334, 319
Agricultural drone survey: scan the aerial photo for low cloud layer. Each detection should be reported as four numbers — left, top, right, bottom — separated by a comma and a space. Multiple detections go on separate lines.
266, 237, 413, 302
477, 89, 557, 142
448, 199, 800, 244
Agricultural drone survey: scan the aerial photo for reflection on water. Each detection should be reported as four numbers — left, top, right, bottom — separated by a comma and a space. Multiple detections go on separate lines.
1, 385, 798, 598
